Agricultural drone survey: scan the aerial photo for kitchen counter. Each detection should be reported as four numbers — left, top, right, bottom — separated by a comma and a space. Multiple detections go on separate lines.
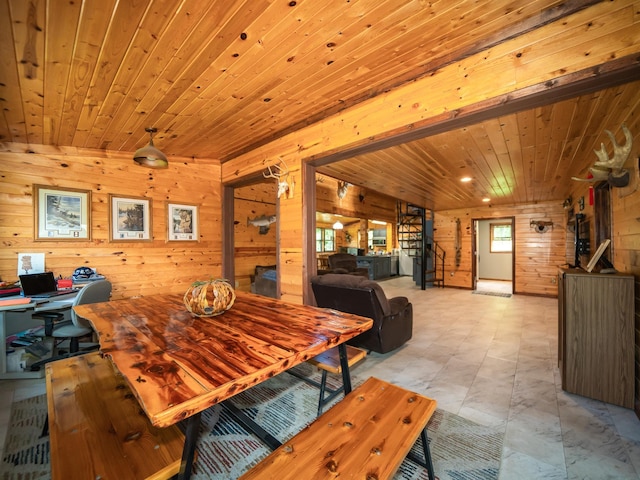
356, 256, 398, 280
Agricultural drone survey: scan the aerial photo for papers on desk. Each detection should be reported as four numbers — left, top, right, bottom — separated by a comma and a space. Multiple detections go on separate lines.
0, 297, 32, 307
0, 286, 22, 297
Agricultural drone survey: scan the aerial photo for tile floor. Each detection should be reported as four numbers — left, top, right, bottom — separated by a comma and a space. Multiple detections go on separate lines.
1, 276, 639, 479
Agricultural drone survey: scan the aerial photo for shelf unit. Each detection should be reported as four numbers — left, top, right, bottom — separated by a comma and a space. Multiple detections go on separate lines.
0, 305, 46, 379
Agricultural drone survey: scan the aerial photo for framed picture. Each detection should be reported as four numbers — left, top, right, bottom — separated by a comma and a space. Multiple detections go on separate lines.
109, 195, 153, 241
34, 185, 91, 241
167, 202, 199, 241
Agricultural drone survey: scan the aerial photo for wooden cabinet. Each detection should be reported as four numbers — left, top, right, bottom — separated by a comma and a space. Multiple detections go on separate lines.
558, 268, 634, 408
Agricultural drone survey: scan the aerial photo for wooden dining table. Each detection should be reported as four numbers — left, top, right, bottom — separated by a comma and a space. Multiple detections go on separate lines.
74, 290, 373, 479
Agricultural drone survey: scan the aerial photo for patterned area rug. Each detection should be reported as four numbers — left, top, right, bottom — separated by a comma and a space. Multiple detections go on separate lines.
0, 365, 502, 480
194, 364, 503, 479
0, 394, 49, 480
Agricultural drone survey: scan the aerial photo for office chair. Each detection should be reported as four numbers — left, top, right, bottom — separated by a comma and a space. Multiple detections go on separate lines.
32, 280, 112, 357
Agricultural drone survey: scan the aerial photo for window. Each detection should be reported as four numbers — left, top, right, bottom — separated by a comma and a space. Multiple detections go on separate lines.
490, 223, 512, 253
316, 228, 335, 252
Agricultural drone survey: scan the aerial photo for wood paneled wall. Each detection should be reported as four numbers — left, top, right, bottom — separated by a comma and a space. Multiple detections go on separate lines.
221, 2, 639, 302
566, 151, 640, 414
316, 175, 397, 225
234, 181, 277, 292
0, 143, 222, 299
434, 201, 566, 296
609, 169, 640, 415
316, 175, 398, 252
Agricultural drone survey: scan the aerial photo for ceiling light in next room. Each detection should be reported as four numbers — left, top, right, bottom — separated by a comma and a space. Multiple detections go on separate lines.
460, 177, 472, 183
333, 221, 344, 230
482, 198, 491, 203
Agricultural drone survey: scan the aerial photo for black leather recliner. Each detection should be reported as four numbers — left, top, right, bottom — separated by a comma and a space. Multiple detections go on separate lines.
310, 273, 412, 354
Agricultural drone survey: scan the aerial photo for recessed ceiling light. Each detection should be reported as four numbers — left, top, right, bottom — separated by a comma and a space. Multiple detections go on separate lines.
482, 197, 491, 203
460, 177, 472, 183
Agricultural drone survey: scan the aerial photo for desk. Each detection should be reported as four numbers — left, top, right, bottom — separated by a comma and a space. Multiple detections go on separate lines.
0, 300, 38, 379
75, 291, 372, 479
34, 296, 77, 312
0, 294, 79, 379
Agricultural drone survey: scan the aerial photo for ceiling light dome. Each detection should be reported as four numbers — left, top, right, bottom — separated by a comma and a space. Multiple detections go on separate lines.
133, 127, 168, 168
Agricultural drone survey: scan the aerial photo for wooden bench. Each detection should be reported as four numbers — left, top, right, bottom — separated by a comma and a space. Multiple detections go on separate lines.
45, 352, 185, 480
240, 376, 437, 480
289, 344, 367, 415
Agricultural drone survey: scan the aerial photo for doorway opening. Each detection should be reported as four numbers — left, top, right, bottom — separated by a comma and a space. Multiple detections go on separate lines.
472, 217, 515, 295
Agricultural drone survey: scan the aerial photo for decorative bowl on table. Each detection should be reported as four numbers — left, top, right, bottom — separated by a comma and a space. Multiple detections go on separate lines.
183, 279, 236, 317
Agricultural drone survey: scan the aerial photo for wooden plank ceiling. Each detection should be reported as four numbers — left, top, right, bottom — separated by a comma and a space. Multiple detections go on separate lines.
1, 0, 638, 210
318, 82, 640, 210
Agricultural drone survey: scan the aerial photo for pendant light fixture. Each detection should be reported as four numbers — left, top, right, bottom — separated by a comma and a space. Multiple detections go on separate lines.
332, 220, 344, 230
133, 127, 168, 168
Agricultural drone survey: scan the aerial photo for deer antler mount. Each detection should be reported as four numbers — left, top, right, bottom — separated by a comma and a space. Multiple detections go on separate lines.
572, 124, 633, 188
337, 181, 350, 199
264, 158, 293, 199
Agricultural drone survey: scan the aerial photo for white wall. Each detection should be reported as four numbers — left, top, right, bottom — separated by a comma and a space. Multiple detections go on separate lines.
477, 219, 512, 281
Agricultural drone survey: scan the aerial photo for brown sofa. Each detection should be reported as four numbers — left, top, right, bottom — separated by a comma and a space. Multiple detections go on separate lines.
327, 253, 369, 278
310, 273, 412, 354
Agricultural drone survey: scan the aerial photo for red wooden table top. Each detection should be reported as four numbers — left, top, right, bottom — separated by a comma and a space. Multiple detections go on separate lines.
75, 291, 372, 428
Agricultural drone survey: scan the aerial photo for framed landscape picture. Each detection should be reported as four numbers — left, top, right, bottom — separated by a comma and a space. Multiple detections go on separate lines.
34, 185, 91, 241
109, 195, 153, 241
167, 202, 198, 241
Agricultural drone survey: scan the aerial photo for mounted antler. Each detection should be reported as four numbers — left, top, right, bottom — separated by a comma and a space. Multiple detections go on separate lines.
593, 124, 632, 170
337, 180, 350, 199
263, 158, 291, 198
572, 124, 633, 187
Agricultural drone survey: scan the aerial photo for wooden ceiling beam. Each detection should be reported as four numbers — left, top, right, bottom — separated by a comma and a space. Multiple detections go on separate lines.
224, 0, 600, 162
307, 53, 640, 168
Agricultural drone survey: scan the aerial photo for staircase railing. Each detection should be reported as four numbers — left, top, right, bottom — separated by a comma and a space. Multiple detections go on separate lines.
397, 201, 446, 289
424, 236, 445, 288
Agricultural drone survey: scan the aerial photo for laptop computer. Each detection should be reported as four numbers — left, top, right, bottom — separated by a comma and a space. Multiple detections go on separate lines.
19, 272, 76, 298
